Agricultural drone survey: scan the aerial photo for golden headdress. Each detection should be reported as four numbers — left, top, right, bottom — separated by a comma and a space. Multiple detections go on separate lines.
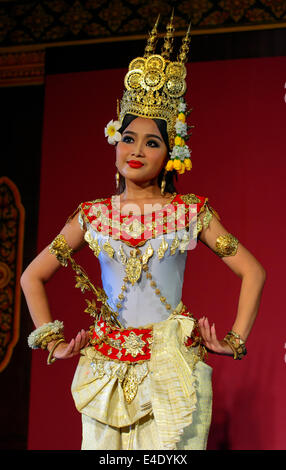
105, 14, 192, 175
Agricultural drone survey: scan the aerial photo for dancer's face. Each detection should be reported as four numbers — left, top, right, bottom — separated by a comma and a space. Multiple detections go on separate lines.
116, 117, 168, 185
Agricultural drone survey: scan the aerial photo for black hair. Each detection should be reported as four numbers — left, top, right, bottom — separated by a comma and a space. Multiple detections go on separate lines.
116, 114, 177, 195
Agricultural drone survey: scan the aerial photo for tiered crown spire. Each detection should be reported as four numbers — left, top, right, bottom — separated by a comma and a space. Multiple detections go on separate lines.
118, 15, 192, 149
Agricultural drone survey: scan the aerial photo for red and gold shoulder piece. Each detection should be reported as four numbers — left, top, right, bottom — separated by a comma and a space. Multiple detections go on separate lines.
178, 193, 220, 219
177, 193, 207, 210
177, 193, 221, 237
65, 197, 111, 231
81, 197, 111, 213
80, 197, 111, 231
75, 193, 220, 245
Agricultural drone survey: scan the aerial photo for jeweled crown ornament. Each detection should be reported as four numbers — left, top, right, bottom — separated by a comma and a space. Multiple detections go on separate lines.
105, 13, 193, 175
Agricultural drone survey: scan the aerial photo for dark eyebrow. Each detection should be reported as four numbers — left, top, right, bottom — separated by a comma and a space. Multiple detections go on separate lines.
146, 133, 163, 142
122, 130, 163, 142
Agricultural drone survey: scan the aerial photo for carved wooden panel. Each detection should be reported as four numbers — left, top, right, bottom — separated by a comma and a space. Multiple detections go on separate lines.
0, 177, 25, 372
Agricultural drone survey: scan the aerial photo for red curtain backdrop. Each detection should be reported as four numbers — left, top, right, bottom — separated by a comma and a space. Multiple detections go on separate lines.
28, 56, 286, 450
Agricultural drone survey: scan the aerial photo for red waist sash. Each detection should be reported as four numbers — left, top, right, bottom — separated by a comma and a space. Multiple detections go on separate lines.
89, 309, 202, 364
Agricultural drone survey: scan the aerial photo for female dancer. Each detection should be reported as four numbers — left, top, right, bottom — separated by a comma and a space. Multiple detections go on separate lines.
21, 17, 266, 450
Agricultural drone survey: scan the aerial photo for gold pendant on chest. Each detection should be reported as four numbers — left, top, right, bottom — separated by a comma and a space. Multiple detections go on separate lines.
123, 243, 154, 286
125, 250, 142, 285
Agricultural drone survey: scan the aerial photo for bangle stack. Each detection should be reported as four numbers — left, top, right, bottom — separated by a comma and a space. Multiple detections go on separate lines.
28, 320, 65, 365
223, 330, 247, 360
28, 320, 64, 348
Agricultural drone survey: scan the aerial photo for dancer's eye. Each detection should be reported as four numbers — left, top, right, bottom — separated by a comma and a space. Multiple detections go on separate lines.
122, 135, 134, 143
146, 139, 160, 148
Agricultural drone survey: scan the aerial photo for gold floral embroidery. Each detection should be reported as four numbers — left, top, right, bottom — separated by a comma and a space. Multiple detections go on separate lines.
180, 194, 201, 204
202, 204, 213, 228
90, 354, 149, 404
122, 365, 149, 404
106, 337, 122, 350
117, 244, 127, 264
84, 230, 100, 257
103, 239, 114, 258
157, 236, 169, 259
197, 201, 220, 236
121, 331, 146, 358
179, 231, 191, 253
141, 242, 154, 265
170, 235, 180, 255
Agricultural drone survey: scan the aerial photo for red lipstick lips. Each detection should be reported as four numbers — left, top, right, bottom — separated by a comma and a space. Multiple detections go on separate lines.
127, 160, 144, 168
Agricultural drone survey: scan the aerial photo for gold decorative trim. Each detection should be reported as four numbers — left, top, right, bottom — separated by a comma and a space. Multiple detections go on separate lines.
0, 22, 285, 55
0, 49, 45, 87
0, 10, 283, 88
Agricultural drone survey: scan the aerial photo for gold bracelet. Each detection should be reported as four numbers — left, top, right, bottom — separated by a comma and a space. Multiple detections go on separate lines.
223, 330, 247, 360
41, 333, 65, 350
47, 338, 65, 365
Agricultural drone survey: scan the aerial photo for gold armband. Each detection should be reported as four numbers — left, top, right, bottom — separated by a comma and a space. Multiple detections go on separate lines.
223, 330, 247, 360
215, 233, 239, 258
49, 234, 73, 267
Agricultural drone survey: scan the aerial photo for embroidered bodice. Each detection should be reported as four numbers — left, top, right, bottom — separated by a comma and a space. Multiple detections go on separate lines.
78, 193, 217, 328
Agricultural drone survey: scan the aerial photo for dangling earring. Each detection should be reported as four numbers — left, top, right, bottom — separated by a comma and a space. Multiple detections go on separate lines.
115, 171, 120, 190
161, 170, 167, 195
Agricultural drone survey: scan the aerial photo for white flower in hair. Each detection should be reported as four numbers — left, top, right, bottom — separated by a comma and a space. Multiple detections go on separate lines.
104, 120, 121, 145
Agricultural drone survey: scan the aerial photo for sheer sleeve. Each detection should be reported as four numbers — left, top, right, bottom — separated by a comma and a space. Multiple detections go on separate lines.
197, 198, 221, 237
65, 203, 87, 233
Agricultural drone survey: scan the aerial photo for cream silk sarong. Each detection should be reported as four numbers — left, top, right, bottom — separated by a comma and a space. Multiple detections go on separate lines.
71, 309, 213, 450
